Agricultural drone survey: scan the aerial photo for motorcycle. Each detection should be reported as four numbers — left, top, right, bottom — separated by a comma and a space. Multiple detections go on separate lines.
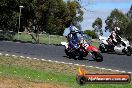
99, 35, 132, 56
61, 36, 103, 62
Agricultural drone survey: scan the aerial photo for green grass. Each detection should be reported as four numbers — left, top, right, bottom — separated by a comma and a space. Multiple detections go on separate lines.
14, 33, 33, 42
92, 41, 99, 48
14, 33, 67, 44
1, 65, 131, 88
0, 56, 131, 88
13, 33, 99, 47
0, 65, 75, 86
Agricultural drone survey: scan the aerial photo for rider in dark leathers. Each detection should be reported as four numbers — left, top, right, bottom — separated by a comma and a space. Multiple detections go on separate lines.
67, 26, 83, 49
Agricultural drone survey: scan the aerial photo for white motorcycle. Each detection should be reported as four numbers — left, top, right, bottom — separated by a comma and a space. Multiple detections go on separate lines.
99, 35, 131, 56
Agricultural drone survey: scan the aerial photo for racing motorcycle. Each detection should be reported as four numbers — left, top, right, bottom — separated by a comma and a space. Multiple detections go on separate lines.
61, 36, 103, 62
99, 35, 131, 56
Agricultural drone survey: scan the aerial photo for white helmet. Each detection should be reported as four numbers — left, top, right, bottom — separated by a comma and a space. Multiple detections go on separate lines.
114, 27, 121, 34
69, 26, 79, 33
114, 27, 120, 31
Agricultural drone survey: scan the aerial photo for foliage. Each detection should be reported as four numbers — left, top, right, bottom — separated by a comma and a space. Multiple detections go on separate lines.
105, 6, 132, 40
125, 20, 132, 40
105, 9, 129, 33
35, 0, 83, 35
84, 30, 98, 39
67, 1, 83, 29
126, 5, 132, 40
0, 0, 19, 31
92, 17, 103, 36
127, 5, 132, 21
0, 0, 83, 43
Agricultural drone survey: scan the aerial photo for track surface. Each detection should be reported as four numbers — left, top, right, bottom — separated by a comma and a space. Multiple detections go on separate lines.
0, 41, 132, 72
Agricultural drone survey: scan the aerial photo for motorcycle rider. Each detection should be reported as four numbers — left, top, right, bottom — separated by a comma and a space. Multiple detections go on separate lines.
67, 25, 83, 50
106, 27, 121, 51
108, 26, 121, 46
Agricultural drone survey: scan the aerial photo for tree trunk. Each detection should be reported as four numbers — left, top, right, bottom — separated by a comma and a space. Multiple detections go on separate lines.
26, 20, 40, 44
26, 27, 39, 44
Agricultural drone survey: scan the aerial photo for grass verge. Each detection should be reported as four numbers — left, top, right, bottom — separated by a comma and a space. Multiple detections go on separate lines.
13, 33, 99, 47
0, 55, 131, 88
13, 33, 67, 45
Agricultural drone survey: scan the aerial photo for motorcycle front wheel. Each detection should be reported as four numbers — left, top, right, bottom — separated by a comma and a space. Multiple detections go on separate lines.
99, 44, 106, 53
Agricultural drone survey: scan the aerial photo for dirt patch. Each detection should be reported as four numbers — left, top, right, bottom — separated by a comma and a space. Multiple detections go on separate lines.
0, 76, 70, 88
32, 83, 70, 88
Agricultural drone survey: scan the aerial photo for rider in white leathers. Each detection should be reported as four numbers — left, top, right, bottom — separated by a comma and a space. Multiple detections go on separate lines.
108, 27, 121, 46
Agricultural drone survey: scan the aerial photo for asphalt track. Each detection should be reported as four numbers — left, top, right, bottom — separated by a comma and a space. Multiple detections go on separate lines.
0, 41, 132, 72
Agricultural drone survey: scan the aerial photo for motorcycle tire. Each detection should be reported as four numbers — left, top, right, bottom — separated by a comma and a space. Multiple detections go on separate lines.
126, 46, 132, 56
92, 52, 103, 62
68, 49, 77, 59
126, 51, 131, 56
65, 49, 69, 56
99, 45, 106, 53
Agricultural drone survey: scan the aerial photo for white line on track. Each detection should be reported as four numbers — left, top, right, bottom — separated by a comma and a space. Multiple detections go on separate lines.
0, 53, 132, 74
74, 64, 79, 66
81, 65, 86, 67
68, 63, 73, 65
107, 69, 112, 71
128, 72, 131, 74
60, 62, 65, 64
63, 62, 69, 65
12, 55, 17, 57
26, 57, 31, 60
5, 54, 9, 56
114, 70, 120, 72
20, 56, 24, 58
100, 68, 105, 70
120, 71, 126, 73
54, 61, 59, 63
33, 58, 37, 60
41, 59, 46, 61
26, 57, 30, 58
88, 66, 94, 68
0, 53, 3, 55
95, 67, 100, 69
48, 60, 53, 62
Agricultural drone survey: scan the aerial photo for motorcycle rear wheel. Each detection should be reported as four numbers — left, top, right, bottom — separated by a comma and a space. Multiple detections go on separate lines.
99, 44, 106, 53
92, 52, 103, 62
65, 49, 69, 56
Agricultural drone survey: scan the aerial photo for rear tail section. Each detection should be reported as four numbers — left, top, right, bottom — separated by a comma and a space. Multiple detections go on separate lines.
61, 42, 68, 49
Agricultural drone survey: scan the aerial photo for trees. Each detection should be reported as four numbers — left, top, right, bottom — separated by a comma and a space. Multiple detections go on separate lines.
105, 9, 129, 33
35, 0, 83, 35
0, 0, 83, 43
67, 1, 83, 29
127, 5, 132, 20
84, 30, 97, 39
125, 21, 132, 40
25, 0, 83, 43
105, 6, 132, 40
36, 0, 65, 35
125, 5, 132, 40
0, 0, 18, 31
92, 17, 103, 36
